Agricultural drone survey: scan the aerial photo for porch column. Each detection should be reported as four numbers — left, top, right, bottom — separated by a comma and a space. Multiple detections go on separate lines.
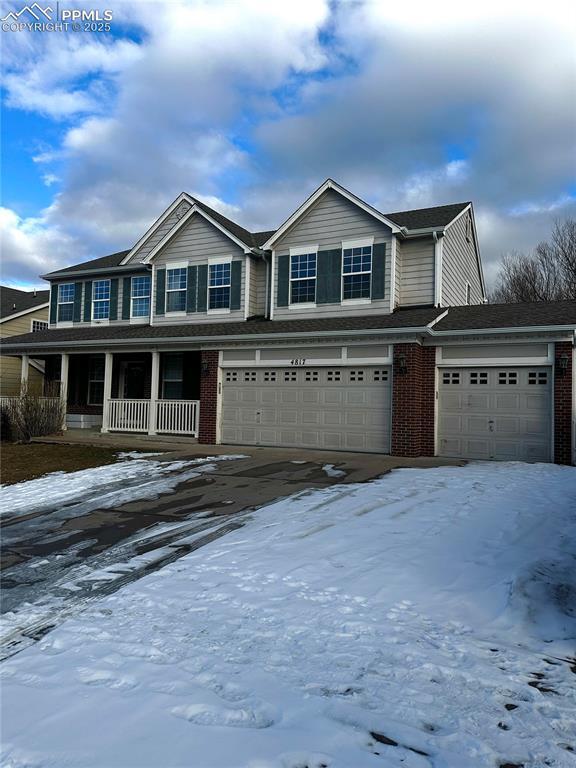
60, 353, 69, 431
101, 352, 113, 433
20, 354, 29, 395
148, 350, 160, 435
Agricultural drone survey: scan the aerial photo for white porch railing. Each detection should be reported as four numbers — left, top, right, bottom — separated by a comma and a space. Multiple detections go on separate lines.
108, 399, 151, 432
156, 400, 199, 435
106, 399, 200, 436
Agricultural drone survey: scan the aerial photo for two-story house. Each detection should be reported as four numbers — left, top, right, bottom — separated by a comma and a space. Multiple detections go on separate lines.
2, 179, 574, 464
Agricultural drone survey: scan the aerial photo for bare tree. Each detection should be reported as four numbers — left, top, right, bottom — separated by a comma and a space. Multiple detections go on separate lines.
491, 218, 576, 303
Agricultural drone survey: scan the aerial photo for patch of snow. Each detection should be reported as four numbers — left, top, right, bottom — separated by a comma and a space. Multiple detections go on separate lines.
115, 451, 166, 459
322, 463, 346, 478
1, 462, 576, 768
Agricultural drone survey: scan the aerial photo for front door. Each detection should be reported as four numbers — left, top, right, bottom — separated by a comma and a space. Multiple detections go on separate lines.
121, 360, 147, 399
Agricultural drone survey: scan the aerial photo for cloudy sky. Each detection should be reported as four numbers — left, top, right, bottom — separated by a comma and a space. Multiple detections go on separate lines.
1, 0, 575, 290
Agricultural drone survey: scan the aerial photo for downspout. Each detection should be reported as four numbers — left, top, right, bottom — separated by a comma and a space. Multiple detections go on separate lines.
433, 230, 444, 307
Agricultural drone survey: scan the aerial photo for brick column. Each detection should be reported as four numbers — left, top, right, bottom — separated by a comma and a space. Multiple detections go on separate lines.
391, 343, 436, 457
554, 341, 573, 465
198, 350, 219, 444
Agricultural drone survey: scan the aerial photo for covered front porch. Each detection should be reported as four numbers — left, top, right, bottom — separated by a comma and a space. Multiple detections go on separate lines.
40, 350, 204, 437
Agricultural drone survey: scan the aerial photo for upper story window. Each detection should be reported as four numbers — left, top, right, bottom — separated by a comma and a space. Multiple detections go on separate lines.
290, 253, 317, 304
342, 245, 372, 300
92, 279, 111, 320
209, 262, 231, 310
166, 267, 187, 312
131, 275, 151, 318
57, 283, 75, 322
31, 319, 49, 332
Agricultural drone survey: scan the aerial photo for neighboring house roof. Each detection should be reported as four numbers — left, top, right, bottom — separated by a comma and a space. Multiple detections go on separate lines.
384, 202, 471, 230
3, 302, 576, 353
434, 300, 576, 332
0, 286, 50, 321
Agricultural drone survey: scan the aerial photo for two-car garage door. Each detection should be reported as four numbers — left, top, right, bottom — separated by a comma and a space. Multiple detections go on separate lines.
221, 366, 391, 453
438, 367, 552, 462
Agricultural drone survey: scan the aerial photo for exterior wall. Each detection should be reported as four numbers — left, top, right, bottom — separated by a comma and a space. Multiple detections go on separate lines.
128, 203, 190, 262
249, 257, 266, 317
391, 343, 436, 457
151, 214, 246, 325
0, 307, 48, 395
394, 238, 402, 308
554, 341, 573, 465
273, 188, 393, 320
198, 350, 219, 444
398, 236, 435, 306
441, 210, 484, 306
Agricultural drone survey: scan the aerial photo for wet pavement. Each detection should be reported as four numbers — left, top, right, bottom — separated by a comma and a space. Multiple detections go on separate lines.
0, 448, 461, 658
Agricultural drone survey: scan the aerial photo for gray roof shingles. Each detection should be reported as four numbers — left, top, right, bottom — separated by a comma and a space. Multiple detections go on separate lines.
384, 202, 470, 229
0, 286, 50, 320
434, 300, 576, 331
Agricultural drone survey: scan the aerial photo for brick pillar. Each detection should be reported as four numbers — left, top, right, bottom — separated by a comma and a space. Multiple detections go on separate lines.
391, 343, 436, 457
198, 350, 219, 444
554, 341, 573, 465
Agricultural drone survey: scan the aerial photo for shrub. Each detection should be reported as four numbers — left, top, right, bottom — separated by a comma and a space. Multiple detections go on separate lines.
1, 390, 64, 443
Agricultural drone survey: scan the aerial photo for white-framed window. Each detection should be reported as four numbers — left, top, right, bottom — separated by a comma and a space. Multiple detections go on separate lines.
209, 262, 231, 310
87, 357, 105, 405
290, 252, 317, 304
92, 279, 111, 320
131, 275, 151, 318
31, 319, 49, 332
166, 267, 187, 313
162, 353, 184, 399
465, 282, 472, 305
342, 245, 372, 300
57, 283, 75, 322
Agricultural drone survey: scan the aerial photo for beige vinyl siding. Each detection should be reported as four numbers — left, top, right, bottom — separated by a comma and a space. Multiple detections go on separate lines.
0, 307, 48, 395
152, 213, 246, 325
128, 204, 191, 262
273, 188, 392, 320
249, 258, 266, 317
442, 209, 484, 306
398, 236, 435, 307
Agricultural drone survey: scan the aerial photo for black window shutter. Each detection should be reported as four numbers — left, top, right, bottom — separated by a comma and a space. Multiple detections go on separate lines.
372, 242, 386, 300
73, 282, 83, 322
122, 277, 131, 320
109, 279, 119, 320
83, 281, 92, 321
317, 249, 341, 304
186, 266, 198, 313
49, 285, 58, 324
155, 268, 166, 315
197, 265, 208, 312
276, 254, 289, 307
230, 261, 242, 310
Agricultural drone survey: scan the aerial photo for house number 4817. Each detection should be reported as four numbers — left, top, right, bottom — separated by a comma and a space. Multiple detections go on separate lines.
290, 358, 307, 366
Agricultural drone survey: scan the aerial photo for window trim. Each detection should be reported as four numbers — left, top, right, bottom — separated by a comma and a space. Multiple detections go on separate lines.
57, 282, 75, 324
289, 246, 318, 307
130, 274, 151, 320
161, 353, 184, 399
341, 240, 373, 303
87, 357, 105, 406
165, 263, 188, 315
91, 278, 111, 323
208, 259, 232, 314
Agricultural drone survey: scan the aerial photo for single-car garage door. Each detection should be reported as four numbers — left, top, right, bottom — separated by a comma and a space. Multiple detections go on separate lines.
221, 366, 391, 453
438, 367, 552, 461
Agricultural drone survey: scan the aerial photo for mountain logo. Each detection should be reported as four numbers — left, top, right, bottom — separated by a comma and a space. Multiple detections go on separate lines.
1, 3, 53, 22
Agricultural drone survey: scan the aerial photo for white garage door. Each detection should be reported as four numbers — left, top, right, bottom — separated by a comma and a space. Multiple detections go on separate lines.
221, 366, 391, 453
438, 367, 552, 461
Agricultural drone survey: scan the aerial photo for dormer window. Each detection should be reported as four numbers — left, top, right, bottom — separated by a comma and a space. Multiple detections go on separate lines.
57, 283, 75, 322
290, 252, 317, 304
92, 279, 111, 320
166, 267, 187, 313
209, 262, 231, 309
342, 245, 372, 300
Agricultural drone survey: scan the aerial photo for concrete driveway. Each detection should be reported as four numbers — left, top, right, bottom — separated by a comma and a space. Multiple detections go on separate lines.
1, 446, 459, 658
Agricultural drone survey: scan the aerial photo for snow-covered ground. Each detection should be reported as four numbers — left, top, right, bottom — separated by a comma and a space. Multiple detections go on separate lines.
2, 462, 576, 768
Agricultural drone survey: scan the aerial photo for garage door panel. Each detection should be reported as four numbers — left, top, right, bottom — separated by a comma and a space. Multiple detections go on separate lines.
221, 366, 391, 453
438, 366, 551, 462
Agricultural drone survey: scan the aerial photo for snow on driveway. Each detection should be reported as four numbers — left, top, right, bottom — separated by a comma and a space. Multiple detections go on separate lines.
1, 462, 576, 768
